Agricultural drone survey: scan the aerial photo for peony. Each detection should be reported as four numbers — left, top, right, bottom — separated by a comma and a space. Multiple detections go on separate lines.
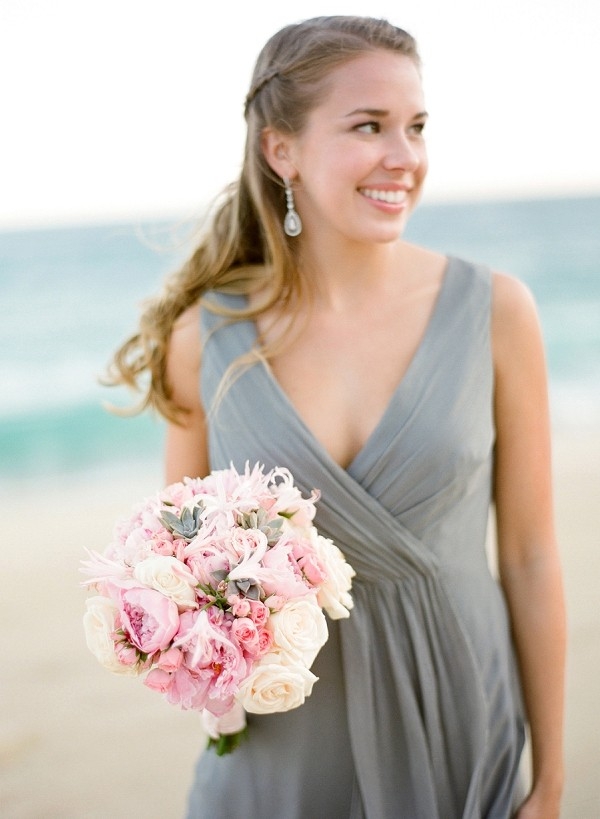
269, 598, 328, 667
238, 650, 318, 714
156, 646, 184, 673
133, 555, 198, 610
83, 596, 140, 676
120, 587, 180, 654
175, 610, 249, 699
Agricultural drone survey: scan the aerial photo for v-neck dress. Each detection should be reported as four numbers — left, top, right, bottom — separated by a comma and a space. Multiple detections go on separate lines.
186, 256, 526, 819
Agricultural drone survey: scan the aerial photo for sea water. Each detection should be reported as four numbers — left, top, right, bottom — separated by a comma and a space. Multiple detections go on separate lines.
1, 195, 598, 483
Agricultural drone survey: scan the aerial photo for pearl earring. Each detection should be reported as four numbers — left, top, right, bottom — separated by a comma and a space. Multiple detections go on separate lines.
283, 177, 302, 237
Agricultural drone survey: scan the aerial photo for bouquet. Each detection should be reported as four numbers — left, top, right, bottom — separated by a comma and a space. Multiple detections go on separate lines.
81, 463, 354, 754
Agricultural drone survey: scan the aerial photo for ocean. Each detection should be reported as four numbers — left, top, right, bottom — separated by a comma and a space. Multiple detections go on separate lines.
1, 195, 599, 484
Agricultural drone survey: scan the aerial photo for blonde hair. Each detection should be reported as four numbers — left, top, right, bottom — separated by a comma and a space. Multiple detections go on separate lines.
107, 16, 420, 422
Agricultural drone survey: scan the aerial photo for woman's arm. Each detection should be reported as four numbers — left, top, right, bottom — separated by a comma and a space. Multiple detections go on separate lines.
163, 303, 209, 484
491, 273, 566, 818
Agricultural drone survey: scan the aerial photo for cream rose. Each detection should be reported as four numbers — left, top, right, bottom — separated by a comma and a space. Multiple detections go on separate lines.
133, 555, 198, 609
83, 596, 140, 676
311, 533, 355, 619
238, 651, 318, 714
269, 598, 328, 667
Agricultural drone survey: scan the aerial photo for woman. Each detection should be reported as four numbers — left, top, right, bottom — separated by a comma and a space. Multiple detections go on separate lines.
110, 16, 565, 819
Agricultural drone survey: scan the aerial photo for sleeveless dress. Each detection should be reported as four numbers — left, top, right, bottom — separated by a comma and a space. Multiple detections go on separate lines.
186, 256, 526, 819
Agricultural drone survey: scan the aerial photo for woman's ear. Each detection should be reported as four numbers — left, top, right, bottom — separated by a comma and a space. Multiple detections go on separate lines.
261, 127, 298, 180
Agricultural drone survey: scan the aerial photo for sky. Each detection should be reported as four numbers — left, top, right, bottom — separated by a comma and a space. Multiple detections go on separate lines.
1, 0, 599, 229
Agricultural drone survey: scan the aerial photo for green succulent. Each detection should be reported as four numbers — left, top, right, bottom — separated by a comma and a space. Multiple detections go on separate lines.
159, 503, 204, 541
237, 508, 283, 544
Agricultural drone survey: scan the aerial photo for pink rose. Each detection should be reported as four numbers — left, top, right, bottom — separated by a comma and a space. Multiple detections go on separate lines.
228, 595, 252, 618
120, 587, 179, 654
231, 617, 260, 655
298, 552, 327, 586
257, 626, 273, 656
248, 600, 269, 627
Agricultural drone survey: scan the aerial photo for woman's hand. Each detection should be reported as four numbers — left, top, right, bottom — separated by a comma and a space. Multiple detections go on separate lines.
513, 786, 562, 819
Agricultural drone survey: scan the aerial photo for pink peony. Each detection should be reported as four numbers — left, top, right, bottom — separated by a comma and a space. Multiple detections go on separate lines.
144, 667, 173, 694
162, 666, 210, 710
119, 587, 180, 654
175, 610, 249, 699
156, 646, 184, 673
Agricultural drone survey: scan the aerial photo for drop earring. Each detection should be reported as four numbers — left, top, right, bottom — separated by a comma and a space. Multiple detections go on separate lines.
283, 177, 302, 237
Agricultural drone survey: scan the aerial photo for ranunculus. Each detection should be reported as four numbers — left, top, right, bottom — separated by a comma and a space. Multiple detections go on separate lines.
120, 587, 180, 654
238, 651, 318, 714
133, 555, 198, 610
269, 598, 328, 667
83, 596, 140, 676
310, 532, 355, 619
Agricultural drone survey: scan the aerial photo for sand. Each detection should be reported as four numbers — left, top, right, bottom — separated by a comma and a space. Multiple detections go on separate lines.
1, 425, 598, 818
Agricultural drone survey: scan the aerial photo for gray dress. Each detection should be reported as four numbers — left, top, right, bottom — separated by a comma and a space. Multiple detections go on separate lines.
186, 256, 526, 818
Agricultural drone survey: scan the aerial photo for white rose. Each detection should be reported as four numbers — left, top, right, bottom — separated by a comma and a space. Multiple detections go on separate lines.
83, 596, 140, 676
311, 532, 355, 619
133, 555, 198, 609
270, 598, 328, 667
238, 651, 318, 714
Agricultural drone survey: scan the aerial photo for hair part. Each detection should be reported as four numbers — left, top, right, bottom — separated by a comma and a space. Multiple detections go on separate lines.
106, 16, 420, 423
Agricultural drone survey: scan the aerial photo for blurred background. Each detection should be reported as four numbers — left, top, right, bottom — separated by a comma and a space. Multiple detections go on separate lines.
1, 1, 598, 816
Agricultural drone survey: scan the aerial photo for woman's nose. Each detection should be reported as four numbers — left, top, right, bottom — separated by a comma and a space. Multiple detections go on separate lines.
382, 133, 420, 172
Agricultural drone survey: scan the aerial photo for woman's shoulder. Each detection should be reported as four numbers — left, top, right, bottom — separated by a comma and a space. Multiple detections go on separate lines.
490, 271, 543, 371
491, 270, 539, 331
166, 303, 203, 411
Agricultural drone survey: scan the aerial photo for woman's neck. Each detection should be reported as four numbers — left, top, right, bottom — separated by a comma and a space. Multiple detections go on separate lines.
296, 236, 411, 312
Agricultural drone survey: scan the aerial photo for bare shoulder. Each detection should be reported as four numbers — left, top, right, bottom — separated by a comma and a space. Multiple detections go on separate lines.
491, 271, 543, 370
166, 302, 203, 412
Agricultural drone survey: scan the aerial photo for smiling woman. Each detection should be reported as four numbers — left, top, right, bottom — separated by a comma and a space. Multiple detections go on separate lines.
261, 51, 428, 248
105, 15, 565, 819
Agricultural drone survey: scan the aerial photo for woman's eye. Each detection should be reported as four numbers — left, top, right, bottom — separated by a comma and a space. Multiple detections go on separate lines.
355, 121, 380, 134
410, 121, 426, 136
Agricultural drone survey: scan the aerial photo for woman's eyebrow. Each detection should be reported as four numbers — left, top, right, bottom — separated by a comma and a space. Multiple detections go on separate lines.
343, 108, 429, 119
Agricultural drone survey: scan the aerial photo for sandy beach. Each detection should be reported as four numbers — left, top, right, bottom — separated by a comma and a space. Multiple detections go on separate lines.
1, 423, 598, 818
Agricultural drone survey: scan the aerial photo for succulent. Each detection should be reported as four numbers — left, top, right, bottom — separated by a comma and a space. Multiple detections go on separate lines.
159, 503, 204, 541
237, 508, 283, 544
211, 569, 261, 601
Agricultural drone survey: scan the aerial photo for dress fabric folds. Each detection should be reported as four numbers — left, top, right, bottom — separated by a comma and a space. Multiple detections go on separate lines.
186, 257, 526, 819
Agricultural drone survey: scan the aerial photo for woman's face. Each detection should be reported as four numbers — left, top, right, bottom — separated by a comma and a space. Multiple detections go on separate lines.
283, 50, 428, 248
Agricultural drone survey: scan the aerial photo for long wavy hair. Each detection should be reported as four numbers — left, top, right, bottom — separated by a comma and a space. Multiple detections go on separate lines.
106, 16, 420, 422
